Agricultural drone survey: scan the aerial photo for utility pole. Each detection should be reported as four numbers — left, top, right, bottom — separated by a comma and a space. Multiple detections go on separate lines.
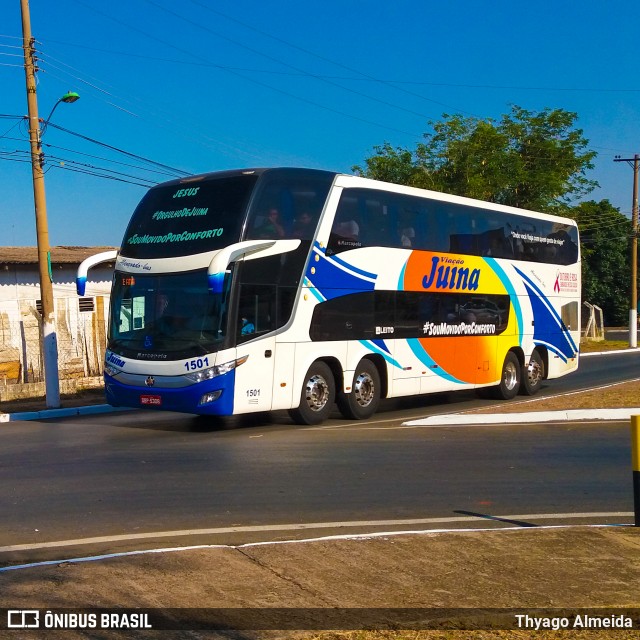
614, 154, 639, 349
20, 0, 60, 408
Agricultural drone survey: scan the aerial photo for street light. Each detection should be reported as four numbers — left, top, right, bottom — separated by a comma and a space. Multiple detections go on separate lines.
42, 91, 80, 131
21, 0, 80, 408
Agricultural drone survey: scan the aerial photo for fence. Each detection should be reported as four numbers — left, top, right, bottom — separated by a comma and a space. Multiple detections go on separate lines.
0, 295, 108, 399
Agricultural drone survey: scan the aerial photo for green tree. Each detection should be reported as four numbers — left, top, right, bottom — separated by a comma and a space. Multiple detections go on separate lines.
353, 105, 597, 212
572, 200, 632, 326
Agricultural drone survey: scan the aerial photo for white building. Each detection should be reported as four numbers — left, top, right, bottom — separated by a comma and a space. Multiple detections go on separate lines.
0, 246, 116, 387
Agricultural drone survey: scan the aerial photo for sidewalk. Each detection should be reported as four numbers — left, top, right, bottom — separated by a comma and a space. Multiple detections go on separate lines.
403, 407, 640, 426
1, 526, 638, 636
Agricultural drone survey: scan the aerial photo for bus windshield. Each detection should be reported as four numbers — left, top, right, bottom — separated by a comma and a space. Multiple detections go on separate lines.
109, 270, 228, 358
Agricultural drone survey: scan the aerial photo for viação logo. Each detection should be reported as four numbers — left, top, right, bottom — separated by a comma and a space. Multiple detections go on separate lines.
422, 256, 480, 291
106, 351, 125, 368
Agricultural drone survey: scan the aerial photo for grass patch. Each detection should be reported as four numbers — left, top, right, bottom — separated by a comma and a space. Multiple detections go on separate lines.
579, 339, 631, 353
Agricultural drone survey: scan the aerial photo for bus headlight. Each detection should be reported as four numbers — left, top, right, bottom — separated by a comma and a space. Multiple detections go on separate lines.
184, 355, 248, 383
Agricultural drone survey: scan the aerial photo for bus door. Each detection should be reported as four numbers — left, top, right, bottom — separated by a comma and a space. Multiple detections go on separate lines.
233, 281, 278, 413
233, 335, 277, 413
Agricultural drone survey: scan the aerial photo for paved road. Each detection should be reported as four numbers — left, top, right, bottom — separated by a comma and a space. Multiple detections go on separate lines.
0, 415, 633, 560
1, 351, 637, 563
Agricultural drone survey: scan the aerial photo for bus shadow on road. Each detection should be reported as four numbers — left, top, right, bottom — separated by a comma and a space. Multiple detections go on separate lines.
453, 509, 538, 527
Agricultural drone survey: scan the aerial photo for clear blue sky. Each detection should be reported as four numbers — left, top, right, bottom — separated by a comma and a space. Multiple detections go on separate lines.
1, 0, 639, 247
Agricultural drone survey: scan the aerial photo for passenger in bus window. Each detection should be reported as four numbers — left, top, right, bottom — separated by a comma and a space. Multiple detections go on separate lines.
241, 316, 255, 335
484, 235, 505, 258
399, 226, 415, 248
151, 293, 176, 333
155, 293, 169, 317
334, 211, 359, 240
256, 208, 285, 239
292, 211, 315, 239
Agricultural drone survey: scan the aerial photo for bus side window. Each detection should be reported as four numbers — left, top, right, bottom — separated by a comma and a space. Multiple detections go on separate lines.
327, 193, 361, 254
395, 196, 422, 249
333, 201, 360, 240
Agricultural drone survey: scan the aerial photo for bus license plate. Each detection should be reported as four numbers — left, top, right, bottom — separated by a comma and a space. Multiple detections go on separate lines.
140, 394, 162, 406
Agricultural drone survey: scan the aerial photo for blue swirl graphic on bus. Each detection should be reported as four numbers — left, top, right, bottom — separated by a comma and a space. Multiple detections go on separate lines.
306, 244, 376, 301
514, 267, 578, 362
483, 257, 523, 343
406, 338, 463, 384
305, 245, 402, 367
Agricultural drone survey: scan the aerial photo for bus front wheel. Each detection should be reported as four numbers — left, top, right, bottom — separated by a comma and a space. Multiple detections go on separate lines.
289, 361, 336, 425
337, 359, 381, 420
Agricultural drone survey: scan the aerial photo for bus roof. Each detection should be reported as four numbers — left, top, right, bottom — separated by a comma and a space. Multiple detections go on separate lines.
153, 167, 577, 228
333, 173, 578, 227
155, 167, 338, 188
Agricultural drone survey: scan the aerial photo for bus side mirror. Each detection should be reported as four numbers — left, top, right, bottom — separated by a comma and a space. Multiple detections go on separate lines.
207, 239, 301, 294
77, 250, 118, 295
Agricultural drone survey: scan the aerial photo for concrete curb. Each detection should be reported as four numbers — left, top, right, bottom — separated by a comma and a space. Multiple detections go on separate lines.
3, 405, 639, 426
0, 405, 132, 423
581, 348, 640, 357
2, 349, 638, 424
403, 407, 640, 426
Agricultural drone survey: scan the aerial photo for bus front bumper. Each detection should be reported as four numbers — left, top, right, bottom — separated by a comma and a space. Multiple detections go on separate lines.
104, 371, 235, 416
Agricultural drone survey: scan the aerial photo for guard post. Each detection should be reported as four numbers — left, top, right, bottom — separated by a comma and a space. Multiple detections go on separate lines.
632, 416, 640, 526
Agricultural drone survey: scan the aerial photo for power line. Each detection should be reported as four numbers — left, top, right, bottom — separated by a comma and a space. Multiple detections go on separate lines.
46, 122, 190, 176
183, 0, 476, 117
66, 0, 423, 139
41, 141, 181, 178
49, 162, 157, 187
0, 116, 22, 139
35, 45, 307, 163
143, 0, 441, 122
38, 37, 640, 94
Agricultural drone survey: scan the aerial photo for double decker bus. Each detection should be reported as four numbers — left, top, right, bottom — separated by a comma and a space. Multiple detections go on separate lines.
78, 168, 580, 424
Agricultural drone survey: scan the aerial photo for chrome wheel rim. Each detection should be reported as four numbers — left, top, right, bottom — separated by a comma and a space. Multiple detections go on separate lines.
304, 374, 330, 412
526, 358, 543, 387
503, 361, 519, 391
353, 371, 375, 408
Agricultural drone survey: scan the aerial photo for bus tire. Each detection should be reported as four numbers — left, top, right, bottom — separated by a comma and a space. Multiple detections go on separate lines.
337, 359, 381, 420
520, 350, 544, 396
494, 351, 521, 400
289, 361, 336, 425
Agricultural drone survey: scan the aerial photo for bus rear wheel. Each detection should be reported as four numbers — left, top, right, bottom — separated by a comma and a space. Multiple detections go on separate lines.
337, 359, 381, 420
494, 351, 521, 400
520, 350, 544, 396
289, 361, 336, 425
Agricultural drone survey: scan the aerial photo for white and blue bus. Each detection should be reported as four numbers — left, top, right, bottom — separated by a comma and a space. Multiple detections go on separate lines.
78, 168, 580, 424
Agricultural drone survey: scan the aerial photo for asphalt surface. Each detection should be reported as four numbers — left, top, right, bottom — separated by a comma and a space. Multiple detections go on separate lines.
1, 350, 639, 637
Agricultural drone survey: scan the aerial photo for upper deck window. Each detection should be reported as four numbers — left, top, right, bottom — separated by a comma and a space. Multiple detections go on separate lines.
121, 174, 258, 259
327, 188, 579, 265
245, 173, 333, 242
